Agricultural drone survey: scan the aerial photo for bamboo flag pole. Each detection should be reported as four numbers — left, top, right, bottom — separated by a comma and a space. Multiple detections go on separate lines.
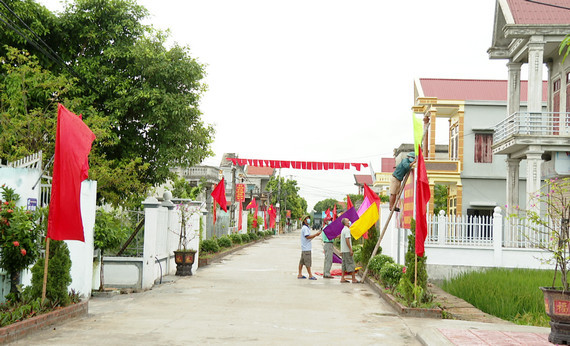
42, 237, 50, 302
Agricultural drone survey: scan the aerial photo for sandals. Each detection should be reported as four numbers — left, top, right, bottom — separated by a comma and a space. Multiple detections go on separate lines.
297, 275, 306, 279
309, 276, 317, 280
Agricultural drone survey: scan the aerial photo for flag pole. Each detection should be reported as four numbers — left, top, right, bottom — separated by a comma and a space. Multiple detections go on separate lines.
42, 237, 50, 302
414, 253, 418, 302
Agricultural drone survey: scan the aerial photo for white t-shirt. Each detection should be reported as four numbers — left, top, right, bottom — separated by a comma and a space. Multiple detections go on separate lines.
300, 224, 312, 251
340, 226, 351, 253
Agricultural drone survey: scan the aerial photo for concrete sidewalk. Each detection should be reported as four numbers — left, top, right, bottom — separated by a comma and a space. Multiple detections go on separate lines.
11, 230, 550, 345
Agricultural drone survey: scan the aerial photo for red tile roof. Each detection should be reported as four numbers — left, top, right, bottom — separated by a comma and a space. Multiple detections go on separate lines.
381, 158, 396, 173
419, 78, 548, 102
354, 174, 373, 185
507, 0, 570, 24
246, 166, 274, 176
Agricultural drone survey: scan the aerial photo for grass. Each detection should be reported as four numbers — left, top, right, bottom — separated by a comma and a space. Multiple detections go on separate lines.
441, 268, 557, 327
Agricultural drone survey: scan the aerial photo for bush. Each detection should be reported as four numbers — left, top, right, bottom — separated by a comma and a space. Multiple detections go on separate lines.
400, 219, 430, 306
229, 233, 242, 245
352, 244, 363, 264
361, 225, 380, 266
240, 233, 250, 243
249, 232, 259, 241
30, 240, 72, 306
368, 254, 394, 277
200, 239, 220, 253
380, 263, 405, 291
216, 236, 232, 248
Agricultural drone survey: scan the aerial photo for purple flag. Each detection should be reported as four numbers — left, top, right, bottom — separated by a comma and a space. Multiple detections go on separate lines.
333, 253, 342, 264
323, 207, 359, 239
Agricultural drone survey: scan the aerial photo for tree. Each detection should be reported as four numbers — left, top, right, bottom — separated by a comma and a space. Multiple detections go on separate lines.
0, 0, 215, 208
94, 209, 129, 291
433, 184, 448, 215
313, 198, 339, 213
266, 176, 307, 221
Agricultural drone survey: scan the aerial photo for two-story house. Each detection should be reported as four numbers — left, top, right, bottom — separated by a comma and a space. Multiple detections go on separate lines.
489, 0, 570, 216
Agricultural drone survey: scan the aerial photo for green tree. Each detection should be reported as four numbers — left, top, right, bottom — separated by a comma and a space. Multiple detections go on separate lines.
433, 184, 448, 215
94, 209, 129, 291
313, 198, 340, 213
266, 177, 307, 221
400, 219, 430, 306
30, 240, 72, 305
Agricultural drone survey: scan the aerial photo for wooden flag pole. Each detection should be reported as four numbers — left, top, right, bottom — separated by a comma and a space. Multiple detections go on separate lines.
42, 237, 50, 302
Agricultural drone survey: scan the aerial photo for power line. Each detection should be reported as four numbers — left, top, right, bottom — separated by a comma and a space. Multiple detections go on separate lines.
524, 0, 570, 11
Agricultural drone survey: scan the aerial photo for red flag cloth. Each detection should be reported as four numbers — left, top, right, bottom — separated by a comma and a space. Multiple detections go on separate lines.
363, 183, 381, 206
333, 204, 337, 221
211, 177, 228, 212
246, 198, 257, 210
269, 204, 277, 228
47, 104, 96, 242
346, 195, 354, 209
415, 146, 431, 257
325, 208, 331, 221
238, 203, 243, 231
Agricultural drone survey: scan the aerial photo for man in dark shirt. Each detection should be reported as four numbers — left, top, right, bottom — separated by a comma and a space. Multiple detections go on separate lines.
389, 152, 415, 212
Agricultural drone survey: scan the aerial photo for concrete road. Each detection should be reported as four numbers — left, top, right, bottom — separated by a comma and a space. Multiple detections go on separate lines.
13, 230, 425, 345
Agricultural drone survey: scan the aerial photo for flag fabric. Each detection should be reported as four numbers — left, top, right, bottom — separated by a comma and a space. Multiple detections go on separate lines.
413, 113, 424, 156
332, 252, 342, 264
47, 104, 96, 242
357, 196, 372, 216
211, 177, 227, 212
323, 207, 359, 239
346, 195, 353, 209
325, 208, 332, 221
238, 203, 243, 231
415, 146, 431, 257
268, 204, 277, 229
333, 204, 337, 221
350, 203, 379, 240
363, 184, 381, 206
246, 198, 257, 210
253, 202, 259, 228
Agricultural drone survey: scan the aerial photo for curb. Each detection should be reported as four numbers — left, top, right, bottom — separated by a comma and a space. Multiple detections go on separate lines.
363, 274, 443, 318
0, 299, 89, 344
198, 238, 269, 268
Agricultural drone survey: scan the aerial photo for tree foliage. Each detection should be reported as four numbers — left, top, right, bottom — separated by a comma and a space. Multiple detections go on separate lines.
266, 176, 306, 220
313, 198, 340, 213
0, 0, 214, 208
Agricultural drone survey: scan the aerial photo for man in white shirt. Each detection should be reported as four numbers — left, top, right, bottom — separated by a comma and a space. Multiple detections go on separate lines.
340, 218, 358, 283
298, 215, 322, 280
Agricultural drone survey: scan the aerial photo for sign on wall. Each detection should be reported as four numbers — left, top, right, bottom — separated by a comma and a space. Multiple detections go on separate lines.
235, 184, 245, 202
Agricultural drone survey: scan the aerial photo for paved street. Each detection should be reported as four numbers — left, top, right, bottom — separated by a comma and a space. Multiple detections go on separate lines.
12, 230, 550, 345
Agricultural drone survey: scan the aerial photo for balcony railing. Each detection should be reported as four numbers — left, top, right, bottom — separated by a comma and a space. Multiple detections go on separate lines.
494, 111, 570, 144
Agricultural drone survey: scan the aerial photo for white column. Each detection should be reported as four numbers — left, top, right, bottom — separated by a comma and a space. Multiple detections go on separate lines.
506, 157, 521, 214
492, 207, 503, 267
437, 210, 446, 246
526, 152, 543, 214
507, 62, 522, 116
527, 36, 545, 113
142, 197, 160, 290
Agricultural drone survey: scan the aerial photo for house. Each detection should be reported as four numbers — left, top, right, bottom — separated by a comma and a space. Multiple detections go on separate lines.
373, 158, 395, 196
353, 174, 373, 195
413, 78, 547, 216
488, 0, 570, 216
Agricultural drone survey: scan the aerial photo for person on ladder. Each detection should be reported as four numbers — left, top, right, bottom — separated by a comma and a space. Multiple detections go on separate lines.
389, 152, 416, 212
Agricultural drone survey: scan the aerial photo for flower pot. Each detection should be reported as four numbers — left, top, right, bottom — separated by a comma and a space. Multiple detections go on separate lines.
541, 287, 570, 344
174, 250, 196, 276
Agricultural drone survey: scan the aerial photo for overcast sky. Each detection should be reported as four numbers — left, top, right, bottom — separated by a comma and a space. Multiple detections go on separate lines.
40, 0, 510, 209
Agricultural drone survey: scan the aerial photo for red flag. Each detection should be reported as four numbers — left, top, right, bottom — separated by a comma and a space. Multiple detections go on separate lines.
211, 177, 227, 212
415, 146, 430, 257
333, 204, 337, 221
346, 195, 354, 209
325, 208, 331, 221
47, 104, 96, 242
363, 183, 381, 207
246, 198, 257, 210
268, 204, 277, 228
238, 203, 243, 231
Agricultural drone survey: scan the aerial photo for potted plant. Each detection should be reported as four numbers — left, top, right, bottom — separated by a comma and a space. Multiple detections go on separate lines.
512, 177, 570, 344
173, 202, 200, 276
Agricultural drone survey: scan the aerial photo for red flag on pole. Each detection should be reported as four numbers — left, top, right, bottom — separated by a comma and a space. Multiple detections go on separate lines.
333, 204, 337, 221
238, 203, 243, 231
211, 177, 227, 212
246, 198, 257, 210
269, 204, 277, 228
363, 183, 381, 207
346, 195, 353, 209
415, 146, 431, 257
325, 208, 331, 221
47, 104, 96, 242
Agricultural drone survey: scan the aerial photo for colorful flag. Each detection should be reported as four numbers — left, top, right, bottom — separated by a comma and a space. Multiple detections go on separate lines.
246, 197, 257, 210
363, 183, 381, 206
415, 146, 431, 257
346, 195, 353, 209
413, 113, 424, 156
333, 204, 337, 220
323, 207, 359, 239
333, 252, 342, 264
357, 196, 372, 216
47, 104, 96, 242
350, 203, 379, 240
211, 177, 227, 212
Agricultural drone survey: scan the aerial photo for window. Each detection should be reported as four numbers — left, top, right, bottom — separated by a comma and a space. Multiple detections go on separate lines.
450, 125, 459, 160
474, 133, 493, 163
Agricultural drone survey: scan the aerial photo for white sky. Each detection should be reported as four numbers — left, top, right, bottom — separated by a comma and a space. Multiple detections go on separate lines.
39, 0, 509, 210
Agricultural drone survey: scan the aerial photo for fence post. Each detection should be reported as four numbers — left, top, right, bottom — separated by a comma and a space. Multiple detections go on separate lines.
438, 210, 446, 246
493, 206, 503, 266
142, 197, 161, 290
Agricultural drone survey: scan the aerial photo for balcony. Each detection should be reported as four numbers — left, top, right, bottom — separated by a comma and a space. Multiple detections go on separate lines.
493, 112, 570, 155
